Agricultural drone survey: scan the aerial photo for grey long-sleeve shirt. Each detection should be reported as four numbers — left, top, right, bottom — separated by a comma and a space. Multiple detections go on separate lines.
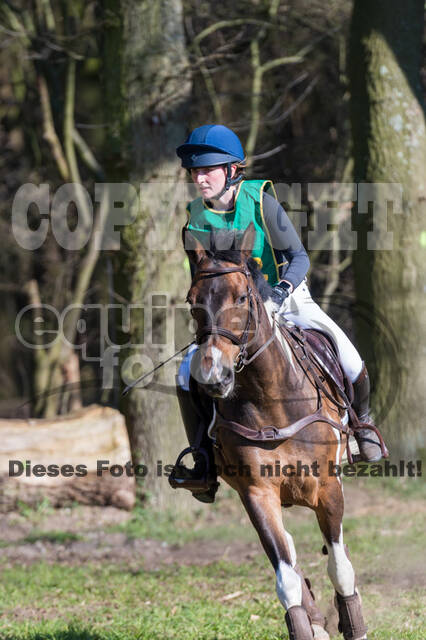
261, 192, 309, 289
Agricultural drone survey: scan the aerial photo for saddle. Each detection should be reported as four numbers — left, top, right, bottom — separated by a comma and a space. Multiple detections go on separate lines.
282, 323, 352, 406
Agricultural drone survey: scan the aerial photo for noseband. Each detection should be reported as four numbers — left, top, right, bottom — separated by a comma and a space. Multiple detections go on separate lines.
191, 266, 259, 372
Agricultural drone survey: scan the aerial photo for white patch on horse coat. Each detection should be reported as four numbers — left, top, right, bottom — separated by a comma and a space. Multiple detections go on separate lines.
263, 298, 278, 327
207, 401, 217, 441
324, 527, 355, 597
277, 329, 296, 373
331, 424, 342, 486
275, 561, 302, 610
284, 530, 297, 566
202, 345, 223, 383
263, 300, 296, 372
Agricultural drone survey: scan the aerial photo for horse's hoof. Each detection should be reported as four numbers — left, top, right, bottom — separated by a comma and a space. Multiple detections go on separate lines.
311, 624, 330, 639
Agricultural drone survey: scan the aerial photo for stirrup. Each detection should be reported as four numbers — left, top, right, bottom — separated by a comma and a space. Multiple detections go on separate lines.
168, 446, 216, 491
353, 416, 388, 463
168, 469, 216, 492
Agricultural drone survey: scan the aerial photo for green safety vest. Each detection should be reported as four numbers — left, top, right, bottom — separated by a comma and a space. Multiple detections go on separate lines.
185, 179, 285, 285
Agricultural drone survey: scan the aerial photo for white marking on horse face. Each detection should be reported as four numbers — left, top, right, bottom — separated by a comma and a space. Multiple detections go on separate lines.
324, 527, 355, 597
210, 346, 223, 375
284, 530, 297, 567
201, 345, 224, 383
275, 561, 302, 609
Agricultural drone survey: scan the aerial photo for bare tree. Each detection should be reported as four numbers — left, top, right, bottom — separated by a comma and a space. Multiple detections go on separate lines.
0, 1, 109, 417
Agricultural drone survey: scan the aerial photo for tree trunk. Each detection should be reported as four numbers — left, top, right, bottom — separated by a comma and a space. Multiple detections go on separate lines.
103, 0, 193, 509
348, 0, 426, 455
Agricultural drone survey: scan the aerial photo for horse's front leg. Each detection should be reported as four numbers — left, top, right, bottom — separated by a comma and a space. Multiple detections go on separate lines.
316, 481, 368, 640
240, 485, 325, 640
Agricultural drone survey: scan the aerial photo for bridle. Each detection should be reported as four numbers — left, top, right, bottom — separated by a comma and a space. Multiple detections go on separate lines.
190, 265, 275, 372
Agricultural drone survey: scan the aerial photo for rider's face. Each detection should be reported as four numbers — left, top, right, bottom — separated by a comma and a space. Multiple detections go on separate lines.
190, 165, 229, 200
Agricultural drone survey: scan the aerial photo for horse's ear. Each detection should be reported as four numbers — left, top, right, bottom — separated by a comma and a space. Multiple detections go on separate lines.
239, 222, 256, 259
182, 226, 206, 266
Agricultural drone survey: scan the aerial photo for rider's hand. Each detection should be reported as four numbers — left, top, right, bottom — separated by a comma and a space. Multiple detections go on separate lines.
271, 282, 292, 312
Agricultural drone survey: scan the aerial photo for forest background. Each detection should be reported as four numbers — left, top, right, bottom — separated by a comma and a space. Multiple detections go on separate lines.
0, 0, 424, 510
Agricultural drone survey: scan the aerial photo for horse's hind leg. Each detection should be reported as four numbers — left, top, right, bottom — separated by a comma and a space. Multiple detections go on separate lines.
241, 487, 325, 640
316, 482, 368, 640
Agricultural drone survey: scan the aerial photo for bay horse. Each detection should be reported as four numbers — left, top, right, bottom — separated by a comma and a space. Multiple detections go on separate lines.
182, 223, 368, 640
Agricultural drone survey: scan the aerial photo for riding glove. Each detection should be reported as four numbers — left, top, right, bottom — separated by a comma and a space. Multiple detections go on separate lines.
271, 282, 292, 312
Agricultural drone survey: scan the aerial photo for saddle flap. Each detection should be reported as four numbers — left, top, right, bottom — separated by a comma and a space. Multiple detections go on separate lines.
303, 329, 345, 392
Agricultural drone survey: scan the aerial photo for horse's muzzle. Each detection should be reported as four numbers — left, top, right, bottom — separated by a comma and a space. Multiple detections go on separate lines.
200, 366, 234, 398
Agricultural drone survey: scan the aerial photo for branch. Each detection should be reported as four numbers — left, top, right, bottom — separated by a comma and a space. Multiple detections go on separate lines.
250, 142, 286, 161
186, 17, 222, 121
63, 57, 91, 229
35, 0, 55, 32
62, 184, 110, 345
260, 55, 303, 74
23, 279, 45, 352
245, 39, 262, 160
63, 57, 80, 184
245, 28, 335, 162
261, 76, 318, 127
192, 19, 282, 47
72, 127, 105, 179
37, 74, 70, 181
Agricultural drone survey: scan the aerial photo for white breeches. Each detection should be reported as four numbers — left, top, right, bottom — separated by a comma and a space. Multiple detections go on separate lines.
177, 281, 363, 390
282, 281, 363, 382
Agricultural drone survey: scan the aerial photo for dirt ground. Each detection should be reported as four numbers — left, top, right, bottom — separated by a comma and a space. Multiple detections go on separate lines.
0, 483, 423, 572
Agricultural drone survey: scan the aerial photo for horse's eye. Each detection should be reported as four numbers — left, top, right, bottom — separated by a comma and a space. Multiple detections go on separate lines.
237, 294, 248, 305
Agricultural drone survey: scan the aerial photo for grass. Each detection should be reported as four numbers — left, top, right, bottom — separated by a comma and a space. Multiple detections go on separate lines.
0, 480, 424, 640
21, 531, 82, 545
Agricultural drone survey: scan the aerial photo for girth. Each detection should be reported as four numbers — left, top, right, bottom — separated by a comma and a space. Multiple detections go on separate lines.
215, 407, 350, 443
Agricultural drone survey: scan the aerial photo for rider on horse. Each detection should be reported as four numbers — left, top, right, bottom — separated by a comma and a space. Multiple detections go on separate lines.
172, 124, 383, 502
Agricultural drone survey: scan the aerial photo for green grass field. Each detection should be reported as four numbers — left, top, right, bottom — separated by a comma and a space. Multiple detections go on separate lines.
0, 476, 424, 640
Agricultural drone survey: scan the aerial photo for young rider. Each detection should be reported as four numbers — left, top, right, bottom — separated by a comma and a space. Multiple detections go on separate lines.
173, 124, 383, 502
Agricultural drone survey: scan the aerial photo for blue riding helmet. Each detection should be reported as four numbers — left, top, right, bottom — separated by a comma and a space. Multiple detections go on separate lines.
176, 124, 245, 169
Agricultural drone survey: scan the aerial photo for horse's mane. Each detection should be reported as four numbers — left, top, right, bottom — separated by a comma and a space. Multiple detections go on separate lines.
203, 229, 274, 302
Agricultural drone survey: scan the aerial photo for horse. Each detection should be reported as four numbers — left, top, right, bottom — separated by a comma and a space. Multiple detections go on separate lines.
180, 222, 368, 640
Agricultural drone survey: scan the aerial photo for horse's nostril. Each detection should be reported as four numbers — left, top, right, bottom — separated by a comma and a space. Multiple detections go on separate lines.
222, 368, 233, 385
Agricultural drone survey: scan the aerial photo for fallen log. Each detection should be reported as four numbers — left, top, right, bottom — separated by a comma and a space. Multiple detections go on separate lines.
0, 405, 136, 512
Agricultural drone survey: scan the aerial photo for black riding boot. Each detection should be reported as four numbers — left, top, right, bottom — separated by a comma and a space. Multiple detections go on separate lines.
169, 386, 219, 503
352, 363, 383, 462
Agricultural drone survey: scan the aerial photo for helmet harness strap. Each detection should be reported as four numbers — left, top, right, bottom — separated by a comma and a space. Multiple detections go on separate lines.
215, 162, 243, 199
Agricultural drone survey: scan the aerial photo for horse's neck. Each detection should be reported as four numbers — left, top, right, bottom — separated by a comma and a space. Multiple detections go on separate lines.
218, 299, 315, 427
